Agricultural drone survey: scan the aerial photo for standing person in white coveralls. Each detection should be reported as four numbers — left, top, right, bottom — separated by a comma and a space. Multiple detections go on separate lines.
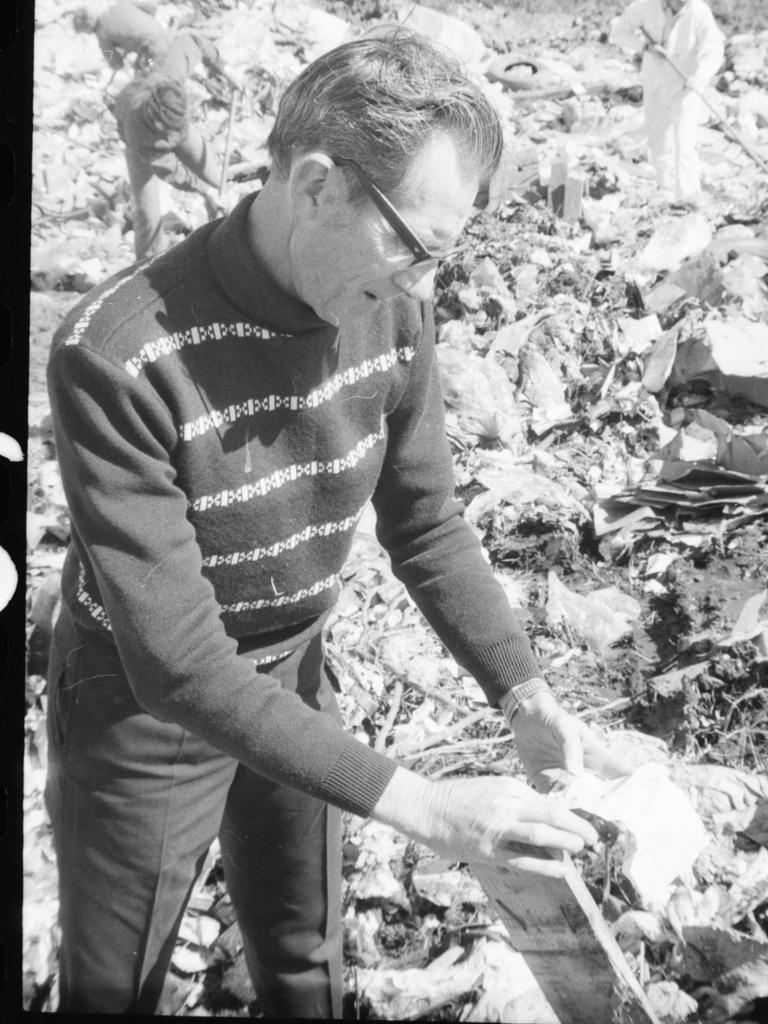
610, 0, 725, 207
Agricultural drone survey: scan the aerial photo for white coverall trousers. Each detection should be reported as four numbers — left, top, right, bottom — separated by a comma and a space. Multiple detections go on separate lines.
642, 49, 704, 201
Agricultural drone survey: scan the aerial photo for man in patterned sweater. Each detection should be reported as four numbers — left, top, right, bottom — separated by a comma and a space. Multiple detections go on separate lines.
46, 30, 631, 1017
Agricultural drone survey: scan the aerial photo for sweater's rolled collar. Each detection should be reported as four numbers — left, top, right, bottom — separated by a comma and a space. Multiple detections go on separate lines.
207, 192, 332, 337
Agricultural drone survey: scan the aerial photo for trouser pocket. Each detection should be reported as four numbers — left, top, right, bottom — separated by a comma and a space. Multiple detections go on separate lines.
45, 607, 85, 755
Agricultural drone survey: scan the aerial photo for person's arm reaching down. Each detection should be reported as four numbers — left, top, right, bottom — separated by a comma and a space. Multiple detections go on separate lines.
371, 764, 600, 878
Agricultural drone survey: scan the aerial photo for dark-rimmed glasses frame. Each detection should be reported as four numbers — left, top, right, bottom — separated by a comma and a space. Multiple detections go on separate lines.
333, 156, 452, 265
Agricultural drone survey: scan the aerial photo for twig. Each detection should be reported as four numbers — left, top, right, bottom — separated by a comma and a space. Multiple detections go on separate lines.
33, 204, 95, 223
334, 656, 380, 718
400, 732, 516, 764
394, 708, 493, 760
361, 647, 458, 709
403, 995, 470, 1020
428, 754, 510, 780
375, 678, 404, 753
399, 674, 458, 709
722, 685, 767, 736
423, 708, 491, 747
576, 696, 635, 719
219, 88, 240, 197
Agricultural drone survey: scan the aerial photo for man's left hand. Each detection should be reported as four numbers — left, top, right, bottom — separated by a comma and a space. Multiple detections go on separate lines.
503, 690, 635, 792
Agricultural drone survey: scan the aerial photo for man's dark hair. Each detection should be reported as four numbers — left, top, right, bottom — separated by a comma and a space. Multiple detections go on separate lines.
266, 29, 503, 199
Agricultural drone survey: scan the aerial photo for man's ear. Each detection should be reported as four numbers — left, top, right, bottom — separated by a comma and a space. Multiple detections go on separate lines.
288, 151, 338, 219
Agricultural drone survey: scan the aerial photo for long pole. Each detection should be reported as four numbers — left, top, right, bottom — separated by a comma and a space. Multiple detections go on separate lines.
640, 27, 768, 175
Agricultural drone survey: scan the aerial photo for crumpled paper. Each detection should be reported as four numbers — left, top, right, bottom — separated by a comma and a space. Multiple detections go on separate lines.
639, 213, 713, 272
552, 762, 708, 911
357, 939, 558, 1023
545, 569, 641, 653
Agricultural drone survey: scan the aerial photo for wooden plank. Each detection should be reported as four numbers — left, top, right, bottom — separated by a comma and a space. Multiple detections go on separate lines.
547, 157, 569, 217
473, 856, 661, 1024
563, 172, 586, 223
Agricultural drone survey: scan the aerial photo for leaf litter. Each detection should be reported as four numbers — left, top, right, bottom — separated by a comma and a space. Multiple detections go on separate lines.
25, 0, 768, 1019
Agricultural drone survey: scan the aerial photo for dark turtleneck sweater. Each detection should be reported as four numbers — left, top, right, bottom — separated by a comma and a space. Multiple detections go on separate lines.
47, 193, 541, 817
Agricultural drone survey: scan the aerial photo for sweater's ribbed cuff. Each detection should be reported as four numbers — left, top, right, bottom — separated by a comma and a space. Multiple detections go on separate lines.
322, 741, 398, 819
459, 635, 543, 708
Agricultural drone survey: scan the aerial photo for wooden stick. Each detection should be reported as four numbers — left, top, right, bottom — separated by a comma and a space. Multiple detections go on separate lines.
375, 678, 403, 753
472, 856, 661, 1024
219, 88, 240, 197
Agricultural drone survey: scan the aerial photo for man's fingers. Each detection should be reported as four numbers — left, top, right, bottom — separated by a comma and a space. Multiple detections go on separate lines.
471, 850, 569, 879
509, 803, 600, 850
578, 723, 636, 778
540, 710, 585, 776
597, 751, 636, 778
503, 825, 585, 854
531, 767, 570, 793
533, 806, 599, 848
502, 853, 569, 879
561, 726, 584, 776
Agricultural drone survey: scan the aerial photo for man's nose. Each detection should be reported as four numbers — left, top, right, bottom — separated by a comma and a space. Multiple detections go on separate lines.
391, 262, 438, 301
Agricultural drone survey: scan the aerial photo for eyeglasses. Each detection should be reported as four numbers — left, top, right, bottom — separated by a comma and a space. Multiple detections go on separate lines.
333, 156, 456, 266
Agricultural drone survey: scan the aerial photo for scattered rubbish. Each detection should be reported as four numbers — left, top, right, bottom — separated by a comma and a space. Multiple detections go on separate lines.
545, 569, 642, 653
639, 214, 714, 273
555, 763, 709, 911
486, 52, 555, 92
679, 924, 768, 983
641, 328, 680, 393
672, 316, 768, 409
516, 345, 574, 428
644, 251, 727, 313
411, 857, 486, 909
546, 151, 587, 222
615, 461, 768, 514
742, 798, 768, 849
645, 980, 698, 1023
437, 346, 523, 447
346, 821, 411, 911
397, 4, 487, 69
615, 314, 662, 356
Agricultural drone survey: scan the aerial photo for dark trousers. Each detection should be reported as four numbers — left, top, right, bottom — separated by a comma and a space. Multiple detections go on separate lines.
44, 606, 343, 1017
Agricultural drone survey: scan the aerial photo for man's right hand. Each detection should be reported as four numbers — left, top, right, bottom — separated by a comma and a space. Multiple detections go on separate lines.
371, 767, 599, 878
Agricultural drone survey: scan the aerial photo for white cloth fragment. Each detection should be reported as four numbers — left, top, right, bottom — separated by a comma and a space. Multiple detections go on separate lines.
639, 213, 713, 272
396, 4, 487, 68
358, 939, 557, 1023
615, 315, 662, 356
545, 570, 641, 653
645, 980, 699, 1023
703, 317, 768, 378
437, 347, 522, 446
612, 909, 667, 953
347, 821, 411, 909
516, 348, 572, 425
465, 461, 585, 526
553, 763, 708, 911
